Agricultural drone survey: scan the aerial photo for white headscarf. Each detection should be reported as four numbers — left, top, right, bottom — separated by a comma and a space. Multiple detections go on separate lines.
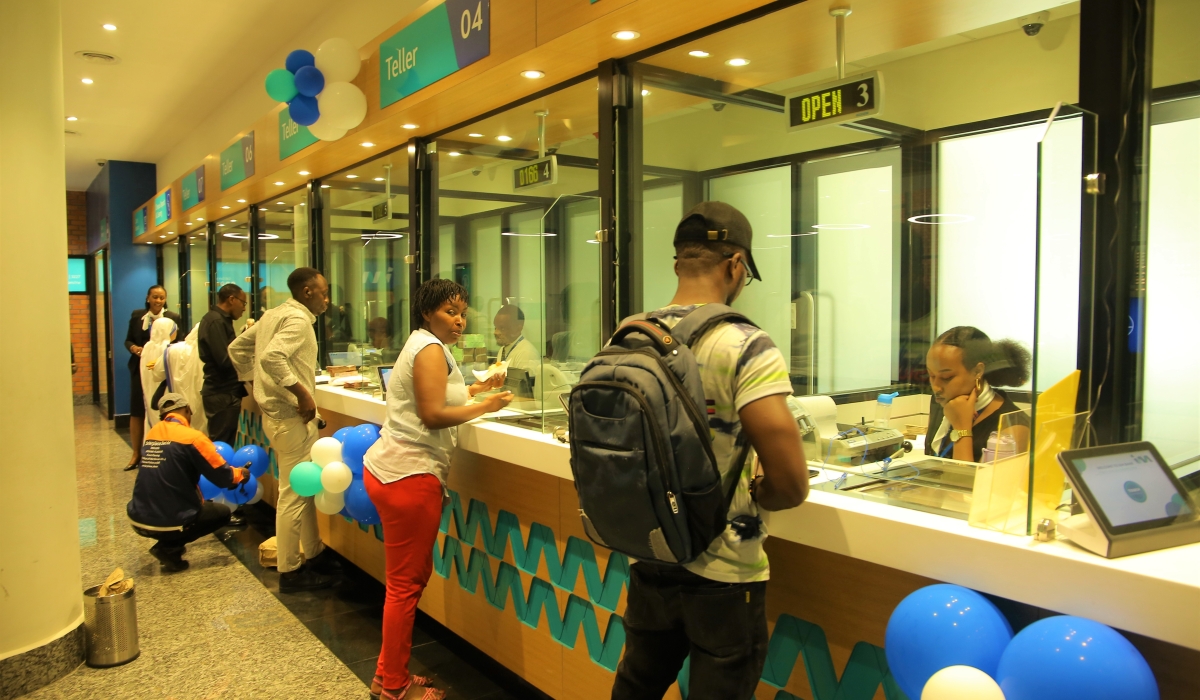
932, 379, 996, 456
141, 308, 165, 331
141, 317, 178, 427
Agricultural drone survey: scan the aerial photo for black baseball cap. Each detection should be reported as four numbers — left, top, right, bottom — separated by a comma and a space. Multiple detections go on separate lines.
672, 201, 762, 281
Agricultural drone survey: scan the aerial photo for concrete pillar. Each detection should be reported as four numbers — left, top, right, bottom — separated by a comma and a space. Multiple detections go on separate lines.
0, 0, 86, 694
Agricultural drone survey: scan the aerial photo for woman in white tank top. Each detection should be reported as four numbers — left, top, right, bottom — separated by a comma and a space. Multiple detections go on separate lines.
362, 279, 511, 700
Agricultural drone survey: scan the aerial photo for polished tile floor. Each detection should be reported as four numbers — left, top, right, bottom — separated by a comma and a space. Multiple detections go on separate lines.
23, 405, 549, 700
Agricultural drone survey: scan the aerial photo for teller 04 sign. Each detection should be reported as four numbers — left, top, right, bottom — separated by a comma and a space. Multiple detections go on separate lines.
787, 71, 882, 132
379, 0, 490, 108
513, 156, 557, 191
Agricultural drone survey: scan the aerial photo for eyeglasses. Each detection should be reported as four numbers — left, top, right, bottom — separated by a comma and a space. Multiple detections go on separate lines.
724, 253, 753, 287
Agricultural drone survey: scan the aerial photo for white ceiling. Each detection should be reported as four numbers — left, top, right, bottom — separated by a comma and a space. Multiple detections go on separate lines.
60, 0, 420, 190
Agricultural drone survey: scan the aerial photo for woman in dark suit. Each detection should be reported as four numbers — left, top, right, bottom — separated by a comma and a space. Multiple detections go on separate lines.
124, 285, 182, 470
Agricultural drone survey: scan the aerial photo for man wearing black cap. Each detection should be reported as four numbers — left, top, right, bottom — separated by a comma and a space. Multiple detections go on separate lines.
126, 393, 251, 572
610, 202, 810, 700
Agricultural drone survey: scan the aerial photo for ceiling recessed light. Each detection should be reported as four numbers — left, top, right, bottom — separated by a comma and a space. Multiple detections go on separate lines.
361, 141, 375, 147
726, 58, 750, 67
320, 185, 330, 189
66, 116, 78, 121
273, 181, 284, 185
196, 217, 204, 221
448, 151, 462, 157
103, 23, 117, 31
612, 30, 640, 40
230, 219, 237, 223
298, 170, 310, 175
259, 208, 267, 211
401, 124, 418, 130
81, 78, 93, 84
221, 206, 230, 209
521, 70, 545, 79
237, 199, 246, 203
641, 89, 651, 96
346, 174, 358, 179
277, 201, 285, 205
158, 235, 165, 239
219, 224, 225, 227
468, 133, 484, 138
496, 135, 512, 142
374, 177, 384, 181
688, 50, 710, 58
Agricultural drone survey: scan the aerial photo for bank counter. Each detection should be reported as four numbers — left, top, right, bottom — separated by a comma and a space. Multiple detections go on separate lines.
238, 387, 1200, 700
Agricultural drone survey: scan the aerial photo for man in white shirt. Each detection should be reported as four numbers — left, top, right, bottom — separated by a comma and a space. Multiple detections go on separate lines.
493, 304, 537, 372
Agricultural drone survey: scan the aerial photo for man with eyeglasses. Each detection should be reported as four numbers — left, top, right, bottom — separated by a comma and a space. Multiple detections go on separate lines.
199, 283, 249, 449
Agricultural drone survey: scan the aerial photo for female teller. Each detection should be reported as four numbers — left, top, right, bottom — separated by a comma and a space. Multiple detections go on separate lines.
362, 279, 512, 700
925, 326, 1031, 462
124, 285, 181, 470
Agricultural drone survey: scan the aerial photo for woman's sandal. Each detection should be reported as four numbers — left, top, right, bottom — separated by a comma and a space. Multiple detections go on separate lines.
123, 460, 140, 472
370, 675, 434, 700
378, 680, 444, 700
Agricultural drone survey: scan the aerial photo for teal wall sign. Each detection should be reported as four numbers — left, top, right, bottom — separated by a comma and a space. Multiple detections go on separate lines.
279, 107, 319, 160
132, 206, 147, 238
181, 166, 205, 211
67, 258, 87, 293
220, 132, 256, 191
379, 0, 490, 109
153, 189, 172, 226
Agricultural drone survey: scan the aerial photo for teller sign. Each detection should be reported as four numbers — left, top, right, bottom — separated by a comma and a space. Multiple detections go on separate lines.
513, 156, 558, 191
787, 71, 882, 132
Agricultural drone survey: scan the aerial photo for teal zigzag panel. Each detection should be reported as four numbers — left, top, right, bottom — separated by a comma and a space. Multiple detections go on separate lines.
439, 489, 630, 612
431, 535, 626, 671
237, 409, 280, 478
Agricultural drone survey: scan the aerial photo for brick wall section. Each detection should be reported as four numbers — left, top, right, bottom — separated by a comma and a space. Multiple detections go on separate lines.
67, 191, 94, 399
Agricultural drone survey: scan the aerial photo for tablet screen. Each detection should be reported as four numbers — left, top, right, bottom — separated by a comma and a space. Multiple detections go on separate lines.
379, 367, 392, 393
1071, 449, 1193, 527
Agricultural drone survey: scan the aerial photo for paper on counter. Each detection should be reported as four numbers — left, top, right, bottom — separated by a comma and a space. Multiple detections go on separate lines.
473, 361, 508, 383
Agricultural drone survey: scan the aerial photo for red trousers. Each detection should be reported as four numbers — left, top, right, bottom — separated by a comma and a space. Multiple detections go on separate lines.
364, 470, 444, 691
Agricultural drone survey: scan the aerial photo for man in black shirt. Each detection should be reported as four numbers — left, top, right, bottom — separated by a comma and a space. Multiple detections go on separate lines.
198, 284, 248, 446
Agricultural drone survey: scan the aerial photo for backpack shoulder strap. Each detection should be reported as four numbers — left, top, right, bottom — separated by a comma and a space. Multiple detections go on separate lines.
672, 304, 756, 348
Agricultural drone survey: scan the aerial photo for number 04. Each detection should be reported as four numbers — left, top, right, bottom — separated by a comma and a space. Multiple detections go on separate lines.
461, 2, 484, 39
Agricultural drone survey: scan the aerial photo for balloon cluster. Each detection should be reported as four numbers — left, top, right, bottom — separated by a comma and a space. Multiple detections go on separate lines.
264, 39, 366, 142
200, 441, 269, 507
886, 584, 1158, 700
287, 424, 381, 525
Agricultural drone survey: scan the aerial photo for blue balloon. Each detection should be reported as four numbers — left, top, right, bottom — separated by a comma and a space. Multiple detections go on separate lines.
885, 584, 1013, 700
288, 94, 319, 126
332, 427, 352, 443
234, 444, 269, 478
198, 475, 221, 500
212, 441, 235, 465
285, 49, 315, 74
223, 473, 258, 506
293, 65, 325, 97
997, 616, 1158, 700
341, 425, 378, 476
343, 478, 380, 525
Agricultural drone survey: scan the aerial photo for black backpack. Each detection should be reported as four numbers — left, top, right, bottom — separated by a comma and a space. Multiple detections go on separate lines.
567, 304, 754, 564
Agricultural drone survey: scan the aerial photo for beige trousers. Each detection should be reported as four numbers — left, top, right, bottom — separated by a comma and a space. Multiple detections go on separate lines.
264, 414, 325, 573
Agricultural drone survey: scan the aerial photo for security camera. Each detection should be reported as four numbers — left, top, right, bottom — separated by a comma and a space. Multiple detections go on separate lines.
1019, 12, 1050, 36
96, 159, 107, 167
712, 102, 726, 112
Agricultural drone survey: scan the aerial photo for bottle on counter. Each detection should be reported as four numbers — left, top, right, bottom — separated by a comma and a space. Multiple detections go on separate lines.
874, 392, 899, 429
981, 431, 1018, 463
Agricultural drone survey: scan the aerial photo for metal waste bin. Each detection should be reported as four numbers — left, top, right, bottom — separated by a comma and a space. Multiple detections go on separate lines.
83, 581, 140, 667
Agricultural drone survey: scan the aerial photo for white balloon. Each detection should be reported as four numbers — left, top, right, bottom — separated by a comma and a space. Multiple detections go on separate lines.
212, 494, 229, 507
315, 37, 361, 83
310, 436, 344, 467
320, 461, 354, 494
921, 666, 1005, 700
247, 480, 264, 505
307, 114, 347, 142
317, 82, 367, 131
315, 489, 345, 515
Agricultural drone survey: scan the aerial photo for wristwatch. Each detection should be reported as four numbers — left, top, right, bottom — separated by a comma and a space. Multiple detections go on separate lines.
950, 429, 973, 442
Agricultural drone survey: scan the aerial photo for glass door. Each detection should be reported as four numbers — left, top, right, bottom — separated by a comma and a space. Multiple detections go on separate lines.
215, 211, 252, 334
91, 248, 113, 418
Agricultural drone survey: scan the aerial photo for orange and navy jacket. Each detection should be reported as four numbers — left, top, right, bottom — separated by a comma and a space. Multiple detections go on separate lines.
126, 414, 247, 530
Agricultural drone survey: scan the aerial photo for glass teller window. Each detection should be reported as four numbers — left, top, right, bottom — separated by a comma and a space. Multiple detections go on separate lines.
214, 210, 251, 334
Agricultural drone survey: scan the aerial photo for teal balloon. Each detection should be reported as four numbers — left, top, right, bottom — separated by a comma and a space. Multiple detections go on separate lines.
288, 461, 323, 497
265, 68, 298, 103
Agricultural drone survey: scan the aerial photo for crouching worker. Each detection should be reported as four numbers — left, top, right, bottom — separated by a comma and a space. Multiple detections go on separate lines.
126, 393, 250, 572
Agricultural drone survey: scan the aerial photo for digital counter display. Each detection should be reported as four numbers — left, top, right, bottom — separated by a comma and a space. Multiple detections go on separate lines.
787, 72, 881, 132
513, 156, 558, 191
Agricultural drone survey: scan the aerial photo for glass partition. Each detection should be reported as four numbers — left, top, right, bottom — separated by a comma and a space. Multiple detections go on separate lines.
185, 225, 210, 326
629, 1, 1092, 524
1143, 0, 1200, 477
214, 210, 251, 334
256, 188, 311, 317
430, 77, 601, 434
161, 240, 181, 321
319, 148, 410, 376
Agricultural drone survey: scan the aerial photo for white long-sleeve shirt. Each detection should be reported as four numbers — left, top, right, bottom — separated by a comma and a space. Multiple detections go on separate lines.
228, 298, 317, 422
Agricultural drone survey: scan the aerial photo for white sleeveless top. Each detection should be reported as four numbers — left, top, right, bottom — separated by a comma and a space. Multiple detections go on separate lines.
364, 329, 470, 486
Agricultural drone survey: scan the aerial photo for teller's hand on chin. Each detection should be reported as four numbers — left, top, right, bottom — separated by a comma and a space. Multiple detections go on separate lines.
943, 387, 978, 429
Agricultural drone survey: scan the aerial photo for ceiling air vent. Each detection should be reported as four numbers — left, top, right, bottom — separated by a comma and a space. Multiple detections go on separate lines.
74, 51, 121, 64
